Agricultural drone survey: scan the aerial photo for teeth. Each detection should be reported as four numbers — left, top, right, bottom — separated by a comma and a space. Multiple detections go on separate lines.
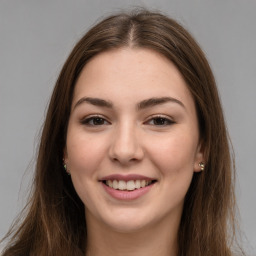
105, 180, 153, 191
113, 180, 118, 189
135, 180, 140, 189
118, 180, 126, 190
127, 180, 135, 190
106, 180, 113, 188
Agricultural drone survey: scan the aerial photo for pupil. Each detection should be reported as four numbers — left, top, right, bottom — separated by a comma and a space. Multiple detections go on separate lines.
94, 118, 104, 125
154, 118, 165, 125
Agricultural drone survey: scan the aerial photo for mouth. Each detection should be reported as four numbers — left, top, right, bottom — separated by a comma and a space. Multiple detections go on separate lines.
102, 179, 157, 192
99, 174, 157, 200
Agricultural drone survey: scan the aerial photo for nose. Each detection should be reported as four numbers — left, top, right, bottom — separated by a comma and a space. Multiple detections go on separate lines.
108, 122, 144, 165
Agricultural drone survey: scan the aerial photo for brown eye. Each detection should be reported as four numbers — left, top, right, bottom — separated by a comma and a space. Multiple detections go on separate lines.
153, 117, 171, 125
146, 116, 175, 126
81, 116, 110, 126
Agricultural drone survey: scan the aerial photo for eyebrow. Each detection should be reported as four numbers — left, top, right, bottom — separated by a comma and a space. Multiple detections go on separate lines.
74, 97, 113, 109
137, 97, 185, 110
73, 96, 185, 110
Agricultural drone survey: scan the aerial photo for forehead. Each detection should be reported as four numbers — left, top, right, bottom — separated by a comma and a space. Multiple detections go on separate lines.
72, 47, 195, 111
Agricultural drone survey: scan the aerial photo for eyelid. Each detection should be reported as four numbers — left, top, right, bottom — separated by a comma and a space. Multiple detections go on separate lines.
144, 114, 175, 126
79, 114, 175, 126
80, 114, 111, 125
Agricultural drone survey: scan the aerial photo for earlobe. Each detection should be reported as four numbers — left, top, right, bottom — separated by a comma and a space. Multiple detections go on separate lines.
63, 147, 71, 175
194, 143, 205, 172
63, 147, 69, 165
194, 157, 205, 172
198, 162, 205, 171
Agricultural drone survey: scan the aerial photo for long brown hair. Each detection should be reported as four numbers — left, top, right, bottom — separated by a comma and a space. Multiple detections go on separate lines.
1, 9, 244, 256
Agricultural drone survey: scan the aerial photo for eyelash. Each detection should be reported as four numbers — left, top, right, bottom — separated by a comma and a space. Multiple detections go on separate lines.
144, 115, 175, 126
80, 115, 110, 126
80, 115, 175, 127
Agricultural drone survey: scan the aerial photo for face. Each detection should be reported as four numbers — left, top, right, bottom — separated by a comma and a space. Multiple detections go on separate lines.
65, 48, 204, 233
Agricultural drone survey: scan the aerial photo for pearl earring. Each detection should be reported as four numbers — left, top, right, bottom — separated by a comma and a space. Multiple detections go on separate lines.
63, 163, 71, 175
199, 162, 205, 171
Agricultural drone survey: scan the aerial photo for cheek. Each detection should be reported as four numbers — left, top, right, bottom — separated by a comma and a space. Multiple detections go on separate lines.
147, 131, 198, 175
66, 131, 107, 176
66, 131, 107, 207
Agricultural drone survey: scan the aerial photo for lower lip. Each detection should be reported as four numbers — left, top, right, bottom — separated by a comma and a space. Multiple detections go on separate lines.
102, 182, 155, 200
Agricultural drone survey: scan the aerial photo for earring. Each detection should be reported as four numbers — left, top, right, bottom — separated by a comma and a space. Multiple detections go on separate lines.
63, 163, 71, 175
199, 162, 205, 171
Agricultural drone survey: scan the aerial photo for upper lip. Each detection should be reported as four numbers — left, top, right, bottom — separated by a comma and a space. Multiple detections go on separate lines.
99, 174, 156, 182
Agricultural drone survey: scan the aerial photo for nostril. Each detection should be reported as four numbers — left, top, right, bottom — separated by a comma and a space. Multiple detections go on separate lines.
111, 156, 140, 164
112, 157, 119, 162
130, 158, 139, 162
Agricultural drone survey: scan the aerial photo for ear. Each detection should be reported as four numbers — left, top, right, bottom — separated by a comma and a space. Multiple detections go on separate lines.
63, 147, 71, 175
63, 146, 68, 164
193, 142, 205, 172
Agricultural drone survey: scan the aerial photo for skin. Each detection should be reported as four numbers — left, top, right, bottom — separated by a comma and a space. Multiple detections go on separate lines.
64, 48, 204, 256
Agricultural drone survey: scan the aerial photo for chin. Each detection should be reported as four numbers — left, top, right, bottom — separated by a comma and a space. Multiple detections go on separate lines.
98, 208, 153, 233
105, 219, 149, 234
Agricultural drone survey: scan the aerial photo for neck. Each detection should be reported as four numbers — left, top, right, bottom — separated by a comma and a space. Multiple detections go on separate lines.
85, 213, 179, 256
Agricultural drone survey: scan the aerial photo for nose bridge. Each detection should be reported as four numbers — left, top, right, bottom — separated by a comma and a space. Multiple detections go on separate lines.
109, 118, 143, 164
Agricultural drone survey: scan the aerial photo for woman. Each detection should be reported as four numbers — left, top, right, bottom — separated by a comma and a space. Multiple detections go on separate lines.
1, 9, 244, 256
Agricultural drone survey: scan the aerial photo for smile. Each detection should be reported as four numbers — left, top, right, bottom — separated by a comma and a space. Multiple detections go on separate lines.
103, 179, 156, 191
100, 174, 157, 200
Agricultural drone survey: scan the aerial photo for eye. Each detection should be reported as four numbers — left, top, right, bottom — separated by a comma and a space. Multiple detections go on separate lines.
81, 116, 110, 126
145, 116, 175, 126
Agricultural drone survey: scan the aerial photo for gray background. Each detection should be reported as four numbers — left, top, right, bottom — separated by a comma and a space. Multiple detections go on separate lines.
0, 0, 255, 254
